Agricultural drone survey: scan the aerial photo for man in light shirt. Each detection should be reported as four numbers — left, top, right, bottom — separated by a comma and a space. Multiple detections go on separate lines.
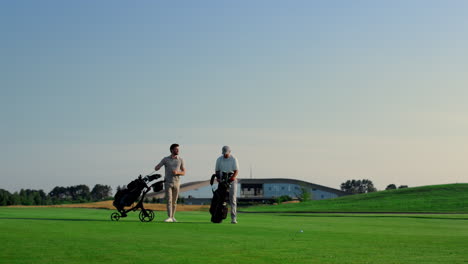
215, 146, 239, 224
155, 143, 185, 222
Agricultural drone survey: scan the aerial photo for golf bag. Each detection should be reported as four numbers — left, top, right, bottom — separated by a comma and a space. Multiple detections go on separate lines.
209, 172, 234, 223
113, 174, 163, 213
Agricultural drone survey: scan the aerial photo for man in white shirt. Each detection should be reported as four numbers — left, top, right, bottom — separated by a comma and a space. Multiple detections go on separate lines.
215, 146, 239, 224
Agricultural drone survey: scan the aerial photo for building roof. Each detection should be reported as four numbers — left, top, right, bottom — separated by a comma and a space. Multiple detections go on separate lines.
239, 178, 346, 196
148, 178, 346, 198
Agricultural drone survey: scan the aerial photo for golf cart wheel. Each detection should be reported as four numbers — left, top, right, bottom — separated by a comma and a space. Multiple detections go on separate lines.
139, 209, 155, 222
111, 212, 120, 221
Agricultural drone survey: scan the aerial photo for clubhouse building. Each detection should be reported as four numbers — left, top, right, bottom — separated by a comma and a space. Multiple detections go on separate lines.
148, 178, 346, 205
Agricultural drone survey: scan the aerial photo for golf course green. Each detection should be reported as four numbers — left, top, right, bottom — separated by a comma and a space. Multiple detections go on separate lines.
1, 207, 467, 264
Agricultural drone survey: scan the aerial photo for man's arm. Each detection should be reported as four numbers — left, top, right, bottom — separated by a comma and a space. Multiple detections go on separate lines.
230, 170, 238, 181
155, 159, 164, 171
215, 157, 220, 174
173, 169, 185, 176
230, 157, 239, 181
173, 159, 186, 176
215, 158, 220, 182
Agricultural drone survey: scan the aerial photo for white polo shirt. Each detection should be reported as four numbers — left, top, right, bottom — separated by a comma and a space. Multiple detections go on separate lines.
215, 155, 239, 174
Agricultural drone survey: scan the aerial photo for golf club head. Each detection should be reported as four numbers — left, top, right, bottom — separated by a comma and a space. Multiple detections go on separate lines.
145, 174, 162, 182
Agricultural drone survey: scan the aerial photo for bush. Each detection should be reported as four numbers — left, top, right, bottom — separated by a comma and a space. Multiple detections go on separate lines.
275, 195, 293, 204
340, 179, 377, 194
177, 196, 185, 204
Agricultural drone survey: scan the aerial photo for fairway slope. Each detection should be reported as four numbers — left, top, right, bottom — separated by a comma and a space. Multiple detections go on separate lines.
244, 183, 468, 213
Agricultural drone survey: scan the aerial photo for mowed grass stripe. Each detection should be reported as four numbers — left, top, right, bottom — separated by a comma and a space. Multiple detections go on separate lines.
1, 208, 468, 264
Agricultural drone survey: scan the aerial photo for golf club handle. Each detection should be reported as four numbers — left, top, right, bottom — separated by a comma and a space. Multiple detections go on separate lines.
210, 174, 217, 185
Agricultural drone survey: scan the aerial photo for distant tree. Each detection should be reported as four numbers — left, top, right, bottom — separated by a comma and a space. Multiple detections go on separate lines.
23, 189, 47, 205
32, 190, 47, 205
0, 189, 11, 206
385, 184, 397, 190
19, 189, 33, 205
341, 179, 377, 194
90, 184, 112, 201
39, 190, 47, 204
9, 192, 21, 205
297, 187, 312, 202
49, 186, 69, 202
398, 185, 408, 189
70, 185, 91, 202
49, 185, 91, 203
151, 197, 157, 203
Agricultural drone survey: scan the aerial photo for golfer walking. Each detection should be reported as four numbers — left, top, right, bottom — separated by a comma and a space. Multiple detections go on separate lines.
215, 146, 239, 224
155, 143, 185, 222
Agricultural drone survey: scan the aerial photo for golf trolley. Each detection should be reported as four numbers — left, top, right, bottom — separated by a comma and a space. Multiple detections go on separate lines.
111, 173, 164, 222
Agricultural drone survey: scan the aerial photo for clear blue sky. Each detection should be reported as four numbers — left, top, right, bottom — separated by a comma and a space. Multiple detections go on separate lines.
1, 1, 468, 192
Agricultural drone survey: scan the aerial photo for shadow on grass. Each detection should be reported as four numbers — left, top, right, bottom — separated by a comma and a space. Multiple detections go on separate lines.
170, 222, 212, 224
276, 214, 468, 221
0, 217, 133, 222
0, 217, 212, 224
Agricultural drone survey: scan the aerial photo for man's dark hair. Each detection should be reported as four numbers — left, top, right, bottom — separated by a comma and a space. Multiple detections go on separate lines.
170, 143, 179, 152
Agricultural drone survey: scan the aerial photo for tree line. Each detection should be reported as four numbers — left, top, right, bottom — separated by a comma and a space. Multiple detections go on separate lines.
1, 180, 411, 205
340, 179, 408, 194
0, 184, 112, 206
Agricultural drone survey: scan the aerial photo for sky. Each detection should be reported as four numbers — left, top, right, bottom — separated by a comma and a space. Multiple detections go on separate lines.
1, 0, 468, 193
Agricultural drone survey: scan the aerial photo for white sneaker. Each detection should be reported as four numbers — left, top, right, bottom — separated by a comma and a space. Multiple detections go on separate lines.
164, 217, 173, 223
231, 220, 237, 224
172, 217, 177, 222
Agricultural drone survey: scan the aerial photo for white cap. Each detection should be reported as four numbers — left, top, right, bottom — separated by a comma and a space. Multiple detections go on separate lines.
222, 146, 231, 154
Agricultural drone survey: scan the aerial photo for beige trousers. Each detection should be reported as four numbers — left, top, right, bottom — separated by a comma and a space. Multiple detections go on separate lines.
165, 181, 180, 218
229, 180, 238, 221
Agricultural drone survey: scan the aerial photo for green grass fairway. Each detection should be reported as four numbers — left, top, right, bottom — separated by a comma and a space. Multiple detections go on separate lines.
244, 184, 468, 213
1, 208, 468, 264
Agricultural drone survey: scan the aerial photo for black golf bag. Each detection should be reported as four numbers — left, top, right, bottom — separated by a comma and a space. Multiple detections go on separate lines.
209, 172, 234, 223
